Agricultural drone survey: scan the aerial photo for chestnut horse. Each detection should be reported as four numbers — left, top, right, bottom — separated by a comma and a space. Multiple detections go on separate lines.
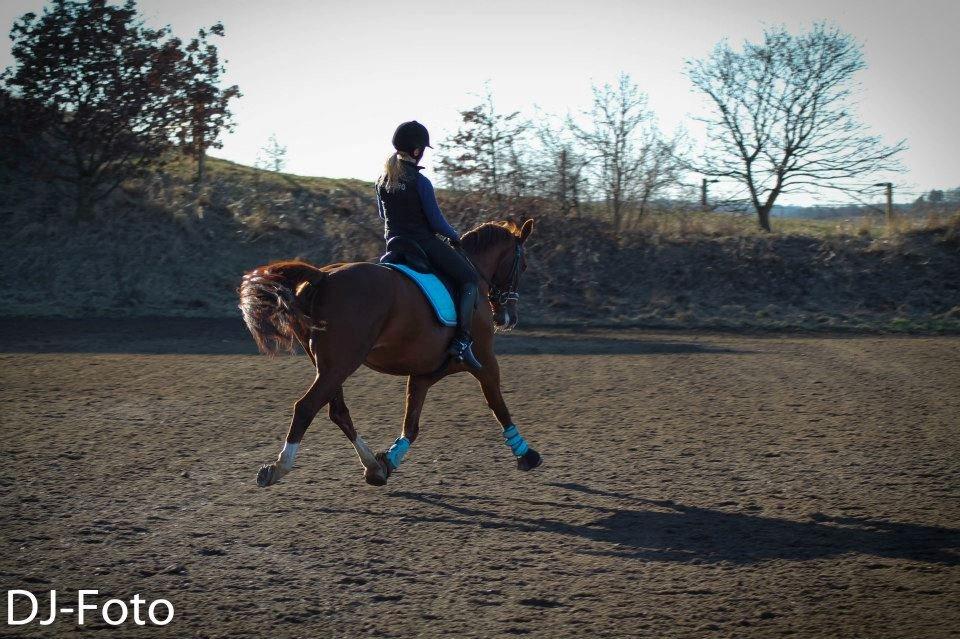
238, 218, 541, 487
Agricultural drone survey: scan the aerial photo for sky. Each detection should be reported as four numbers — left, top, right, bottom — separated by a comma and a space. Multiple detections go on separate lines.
2, 0, 958, 205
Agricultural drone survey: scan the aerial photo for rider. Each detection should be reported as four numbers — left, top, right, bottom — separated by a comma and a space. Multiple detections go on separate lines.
376, 120, 483, 370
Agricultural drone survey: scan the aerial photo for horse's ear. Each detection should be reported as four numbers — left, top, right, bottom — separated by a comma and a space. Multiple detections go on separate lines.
519, 218, 535, 244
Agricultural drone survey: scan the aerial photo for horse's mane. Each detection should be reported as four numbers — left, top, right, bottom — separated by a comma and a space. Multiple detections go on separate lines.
461, 220, 522, 253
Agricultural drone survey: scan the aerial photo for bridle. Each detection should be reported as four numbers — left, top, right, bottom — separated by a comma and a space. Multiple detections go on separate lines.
488, 240, 523, 305
457, 240, 524, 306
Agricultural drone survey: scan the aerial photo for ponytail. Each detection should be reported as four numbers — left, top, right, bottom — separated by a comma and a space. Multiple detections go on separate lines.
378, 151, 417, 193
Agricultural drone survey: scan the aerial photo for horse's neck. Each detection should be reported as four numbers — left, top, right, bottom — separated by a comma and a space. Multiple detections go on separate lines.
467, 244, 507, 287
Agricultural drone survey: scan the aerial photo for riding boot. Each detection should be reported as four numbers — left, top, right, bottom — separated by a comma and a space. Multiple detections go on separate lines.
448, 282, 482, 370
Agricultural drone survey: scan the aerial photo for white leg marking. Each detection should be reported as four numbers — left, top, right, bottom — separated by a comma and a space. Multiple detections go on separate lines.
352, 435, 378, 470
277, 441, 299, 473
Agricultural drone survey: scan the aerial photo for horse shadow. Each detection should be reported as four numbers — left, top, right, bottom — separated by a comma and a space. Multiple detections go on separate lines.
391, 482, 960, 566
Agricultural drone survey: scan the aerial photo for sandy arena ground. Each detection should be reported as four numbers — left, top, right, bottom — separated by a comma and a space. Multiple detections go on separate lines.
1, 319, 958, 638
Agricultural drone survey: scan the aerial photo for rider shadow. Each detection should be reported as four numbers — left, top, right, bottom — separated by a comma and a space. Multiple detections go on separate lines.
392, 483, 959, 566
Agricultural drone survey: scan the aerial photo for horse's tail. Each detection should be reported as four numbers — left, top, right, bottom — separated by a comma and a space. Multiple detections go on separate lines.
238, 260, 327, 356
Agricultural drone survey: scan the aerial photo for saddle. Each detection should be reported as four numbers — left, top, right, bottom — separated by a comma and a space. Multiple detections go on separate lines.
379, 236, 433, 273
378, 236, 458, 327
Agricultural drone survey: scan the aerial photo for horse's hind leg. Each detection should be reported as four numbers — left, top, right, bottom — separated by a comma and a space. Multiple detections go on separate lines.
294, 333, 316, 369
257, 353, 364, 487
327, 387, 387, 486
257, 371, 336, 487
369, 374, 441, 482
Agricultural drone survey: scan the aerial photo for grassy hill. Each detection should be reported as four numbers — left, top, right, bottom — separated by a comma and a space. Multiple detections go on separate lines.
1, 156, 958, 332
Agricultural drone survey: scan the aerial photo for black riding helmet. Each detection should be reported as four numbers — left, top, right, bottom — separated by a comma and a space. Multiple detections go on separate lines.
392, 120, 432, 154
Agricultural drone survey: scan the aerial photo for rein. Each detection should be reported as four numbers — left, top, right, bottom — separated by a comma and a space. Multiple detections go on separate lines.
457, 240, 523, 305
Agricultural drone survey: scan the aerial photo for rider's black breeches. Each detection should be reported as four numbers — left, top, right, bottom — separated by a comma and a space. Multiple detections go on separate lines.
418, 235, 478, 287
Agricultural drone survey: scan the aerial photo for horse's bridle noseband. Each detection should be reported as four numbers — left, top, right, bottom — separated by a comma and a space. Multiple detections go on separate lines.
488, 241, 523, 305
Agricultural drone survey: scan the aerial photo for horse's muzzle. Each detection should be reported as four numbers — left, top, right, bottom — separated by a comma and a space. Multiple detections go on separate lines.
493, 305, 519, 332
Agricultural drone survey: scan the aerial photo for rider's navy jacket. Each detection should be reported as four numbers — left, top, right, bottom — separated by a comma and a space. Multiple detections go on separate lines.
376, 160, 459, 242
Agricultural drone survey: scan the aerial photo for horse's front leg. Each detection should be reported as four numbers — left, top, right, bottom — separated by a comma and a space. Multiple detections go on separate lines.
471, 356, 542, 472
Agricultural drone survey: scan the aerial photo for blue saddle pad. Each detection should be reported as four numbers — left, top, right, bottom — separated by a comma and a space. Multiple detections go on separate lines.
380, 263, 457, 327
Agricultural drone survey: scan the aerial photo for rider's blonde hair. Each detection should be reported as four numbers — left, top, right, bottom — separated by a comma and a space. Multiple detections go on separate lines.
378, 151, 417, 193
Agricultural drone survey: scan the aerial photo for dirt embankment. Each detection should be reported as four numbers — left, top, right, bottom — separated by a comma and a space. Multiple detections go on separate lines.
1, 158, 958, 331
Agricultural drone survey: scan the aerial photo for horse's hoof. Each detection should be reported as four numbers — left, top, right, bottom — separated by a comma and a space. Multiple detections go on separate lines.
363, 453, 392, 486
257, 464, 279, 487
517, 448, 542, 472
364, 466, 388, 486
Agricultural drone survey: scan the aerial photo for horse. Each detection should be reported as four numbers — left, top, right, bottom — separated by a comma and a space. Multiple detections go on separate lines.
238, 218, 542, 487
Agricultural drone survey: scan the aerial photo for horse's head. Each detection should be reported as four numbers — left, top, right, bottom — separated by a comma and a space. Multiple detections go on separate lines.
462, 218, 535, 332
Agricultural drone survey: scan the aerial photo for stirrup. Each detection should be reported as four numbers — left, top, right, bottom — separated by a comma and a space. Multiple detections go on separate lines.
448, 337, 482, 370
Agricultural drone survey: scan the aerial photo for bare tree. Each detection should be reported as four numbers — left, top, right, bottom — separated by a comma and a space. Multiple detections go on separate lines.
256, 133, 287, 172
687, 23, 905, 231
569, 74, 647, 229
569, 74, 681, 230
532, 112, 589, 216
437, 84, 528, 202
634, 129, 686, 221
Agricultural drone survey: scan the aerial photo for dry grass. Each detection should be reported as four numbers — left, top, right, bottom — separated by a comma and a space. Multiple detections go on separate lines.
628, 209, 960, 241
178, 158, 959, 246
